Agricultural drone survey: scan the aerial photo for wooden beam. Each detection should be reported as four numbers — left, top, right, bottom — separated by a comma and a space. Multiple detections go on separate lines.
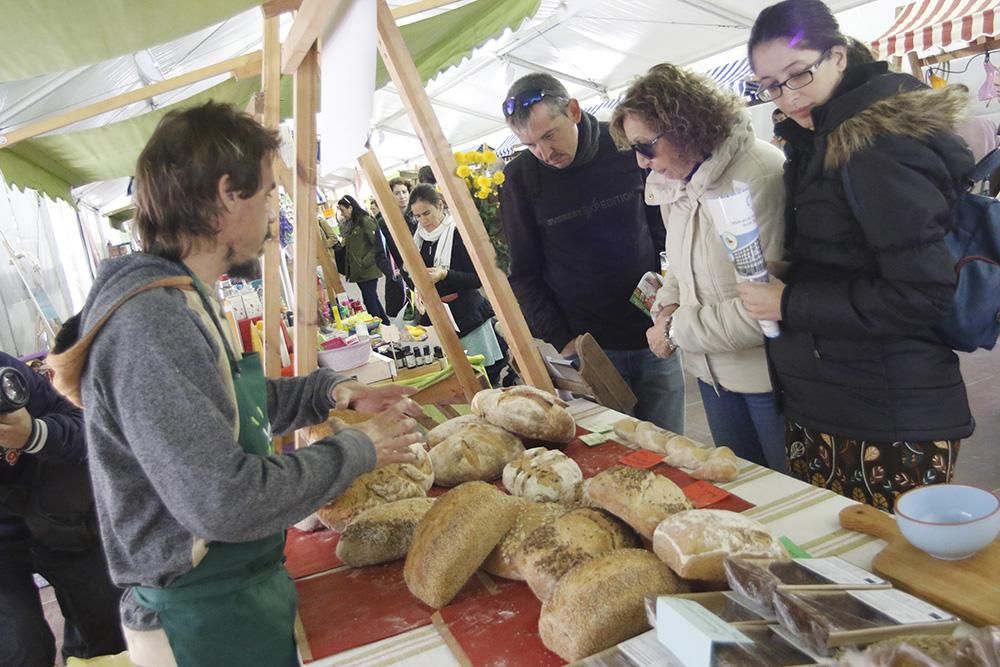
374, 0, 554, 393
391, 0, 460, 20
0, 51, 262, 148
315, 226, 344, 300
293, 46, 319, 380
907, 51, 923, 80
359, 149, 481, 400
919, 38, 1000, 66
263, 0, 303, 18
262, 14, 284, 379
282, 0, 346, 74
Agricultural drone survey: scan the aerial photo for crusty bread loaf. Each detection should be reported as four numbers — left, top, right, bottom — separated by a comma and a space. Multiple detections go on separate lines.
482, 501, 568, 580
471, 386, 576, 443
336, 497, 436, 567
689, 446, 739, 483
302, 409, 375, 442
428, 423, 524, 486
502, 447, 583, 502
652, 509, 787, 582
426, 414, 490, 448
514, 508, 639, 602
316, 444, 433, 531
612, 419, 736, 482
585, 466, 693, 540
404, 481, 520, 608
538, 549, 689, 662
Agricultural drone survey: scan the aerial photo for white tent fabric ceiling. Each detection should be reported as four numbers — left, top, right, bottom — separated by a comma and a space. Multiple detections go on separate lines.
4, 0, 876, 209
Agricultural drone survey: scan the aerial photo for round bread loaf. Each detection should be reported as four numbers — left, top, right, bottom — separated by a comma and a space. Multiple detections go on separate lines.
538, 549, 688, 662
584, 465, 693, 540
482, 501, 569, 580
336, 497, 436, 567
403, 481, 520, 608
514, 507, 639, 602
429, 423, 524, 486
426, 414, 490, 448
502, 447, 583, 502
471, 386, 576, 443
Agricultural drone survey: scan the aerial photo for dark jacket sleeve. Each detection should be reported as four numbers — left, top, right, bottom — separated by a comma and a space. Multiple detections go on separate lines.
438, 233, 482, 293
783, 137, 958, 338
501, 163, 575, 350
373, 217, 392, 277
1, 352, 86, 465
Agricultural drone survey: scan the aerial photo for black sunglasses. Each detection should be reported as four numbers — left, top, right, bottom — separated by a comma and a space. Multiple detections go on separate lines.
502, 89, 556, 117
630, 131, 664, 159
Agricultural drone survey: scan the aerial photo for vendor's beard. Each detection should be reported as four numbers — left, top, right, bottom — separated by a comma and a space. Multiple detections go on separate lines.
228, 257, 262, 280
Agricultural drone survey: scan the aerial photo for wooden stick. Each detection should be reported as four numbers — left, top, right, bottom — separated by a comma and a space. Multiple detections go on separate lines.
262, 13, 284, 379
374, 0, 554, 393
315, 227, 344, 304
282, 0, 345, 74
359, 149, 481, 401
262, 0, 303, 18
0, 52, 262, 148
293, 46, 319, 383
392, 0, 461, 19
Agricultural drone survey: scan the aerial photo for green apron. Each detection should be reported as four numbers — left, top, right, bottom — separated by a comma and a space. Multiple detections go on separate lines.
132, 275, 299, 667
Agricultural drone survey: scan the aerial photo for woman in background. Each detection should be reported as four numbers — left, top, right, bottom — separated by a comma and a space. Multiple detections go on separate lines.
336, 194, 388, 325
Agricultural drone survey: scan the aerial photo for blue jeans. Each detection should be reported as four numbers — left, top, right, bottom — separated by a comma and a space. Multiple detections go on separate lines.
604, 348, 685, 434
697, 379, 786, 471
357, 278, 389, 325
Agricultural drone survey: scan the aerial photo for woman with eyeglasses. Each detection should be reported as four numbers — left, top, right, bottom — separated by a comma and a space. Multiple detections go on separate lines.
335, 194, 389, 325
408, 185, 510, 386
610, 64, 788, 471
738, 0, 973, 511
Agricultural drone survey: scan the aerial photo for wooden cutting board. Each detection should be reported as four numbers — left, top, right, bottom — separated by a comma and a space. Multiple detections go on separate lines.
839, 504, 1000, 626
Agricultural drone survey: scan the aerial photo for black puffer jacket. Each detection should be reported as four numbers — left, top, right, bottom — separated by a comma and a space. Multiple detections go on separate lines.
770, 62, 974, 442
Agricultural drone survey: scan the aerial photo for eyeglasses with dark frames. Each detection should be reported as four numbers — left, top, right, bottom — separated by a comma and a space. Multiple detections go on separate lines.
755, 49, 832, 103
502, 89, 558, 117
630, 131, 664, 160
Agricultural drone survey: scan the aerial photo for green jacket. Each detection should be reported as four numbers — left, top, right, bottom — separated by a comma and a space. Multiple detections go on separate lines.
339, 214, 381, 282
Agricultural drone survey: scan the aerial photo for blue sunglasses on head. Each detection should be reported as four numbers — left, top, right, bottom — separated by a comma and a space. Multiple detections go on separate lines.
502, 89, 558, 117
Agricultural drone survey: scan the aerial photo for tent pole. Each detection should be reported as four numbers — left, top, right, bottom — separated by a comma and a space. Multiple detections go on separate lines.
262, 11, 284, 379
374, 0, 553, 393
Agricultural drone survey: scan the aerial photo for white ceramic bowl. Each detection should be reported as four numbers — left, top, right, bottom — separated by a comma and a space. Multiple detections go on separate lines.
895, 484, 1000, 560
317, 339, 372, 372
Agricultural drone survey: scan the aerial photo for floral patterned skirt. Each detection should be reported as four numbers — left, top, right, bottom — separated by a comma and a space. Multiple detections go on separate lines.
785, 421, 960, 513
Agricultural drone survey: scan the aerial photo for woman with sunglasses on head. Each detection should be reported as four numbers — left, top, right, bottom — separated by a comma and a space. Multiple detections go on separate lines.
610, 64, 788, 471
335, 194, 389, 325
408, 185, 510, 386
739, 0, 974, 511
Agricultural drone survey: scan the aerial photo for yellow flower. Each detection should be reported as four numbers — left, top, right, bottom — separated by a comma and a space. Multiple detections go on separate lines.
476, 175, 493, 189
465, 151, 482, 165
456, 165, 471, 178
483, 150, 497, 163
475, 188, 491, 199
454, 151, 467, 165
492, 171, 506, 185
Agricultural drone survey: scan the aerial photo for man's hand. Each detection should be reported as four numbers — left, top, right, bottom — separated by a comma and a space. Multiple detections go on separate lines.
331, 381, 422, 417
646, 305, 678, 359
346, 401, 425, 467
0, 408, 32, 450
737, 278, 786, 321
427, 267, 448, 284
560, 338, 578, 358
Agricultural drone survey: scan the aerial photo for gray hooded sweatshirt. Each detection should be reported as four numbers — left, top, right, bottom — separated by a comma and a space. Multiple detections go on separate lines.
75, 253, 374, 588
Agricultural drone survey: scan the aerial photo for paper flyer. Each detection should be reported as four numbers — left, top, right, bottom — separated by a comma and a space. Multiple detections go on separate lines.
705, 182, 780, 338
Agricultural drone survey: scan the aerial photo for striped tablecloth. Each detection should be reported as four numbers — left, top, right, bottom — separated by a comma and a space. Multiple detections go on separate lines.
301, 398, 886, 667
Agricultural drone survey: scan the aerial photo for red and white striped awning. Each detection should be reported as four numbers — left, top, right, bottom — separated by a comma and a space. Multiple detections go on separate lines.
872, 0, 1000, 59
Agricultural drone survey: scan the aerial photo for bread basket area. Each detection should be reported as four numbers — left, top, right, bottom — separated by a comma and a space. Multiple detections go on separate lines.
284, 389, 982, 666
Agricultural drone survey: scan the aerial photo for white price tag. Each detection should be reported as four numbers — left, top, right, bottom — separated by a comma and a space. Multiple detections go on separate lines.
795, 557, 887, 586
848, 589, 955, 625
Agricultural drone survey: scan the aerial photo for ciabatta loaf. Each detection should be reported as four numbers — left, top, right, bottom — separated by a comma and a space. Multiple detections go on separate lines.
429, 423, 524, 486
584, 466, 692, 539
336, 497, 436, 567
652, 509, 787, 582
538, 549, 688, 661
426, 414, 489, 448
403, 482, 519, 608
316, 444, 433, 531
471, 386, 575, 443
482, 501, 568, 580
502, 447, 583, 502
514, 507, 639, 602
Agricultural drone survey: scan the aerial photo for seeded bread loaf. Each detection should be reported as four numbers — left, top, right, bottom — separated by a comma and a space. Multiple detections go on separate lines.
425, 414, 490, 448
514, 507, 639, 602
403, 481, 520, 608
471, 386, 576, 443
502, 447, 583, 502
538, 549, 688, 661
429, 423, 524, 486
482, 501, 569, 580
336, 497, 437, 567
584, 466, 693, 540
652, 509, 787, 582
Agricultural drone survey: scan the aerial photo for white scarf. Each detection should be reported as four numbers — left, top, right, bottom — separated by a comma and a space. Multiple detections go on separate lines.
413, 213, 458, 270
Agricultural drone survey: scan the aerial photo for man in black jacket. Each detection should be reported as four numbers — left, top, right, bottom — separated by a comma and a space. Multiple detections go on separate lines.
500, 74, 685, 432
0, 351, 125, 666
375, 177, 417, 319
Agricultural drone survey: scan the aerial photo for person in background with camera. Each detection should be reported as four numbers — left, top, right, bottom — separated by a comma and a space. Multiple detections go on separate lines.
0, 351, 126, 667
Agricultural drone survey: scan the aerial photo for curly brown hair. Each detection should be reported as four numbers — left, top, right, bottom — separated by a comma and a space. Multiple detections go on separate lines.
610, 64, 745, 164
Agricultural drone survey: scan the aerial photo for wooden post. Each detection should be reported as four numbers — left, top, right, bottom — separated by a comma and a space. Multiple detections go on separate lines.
315, 227, 343, 306
907, 51, 923, 80
262, 11, 283, 378
358, 149, 481, 401
293, 46, 319, 378
374, 0, 553, 393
